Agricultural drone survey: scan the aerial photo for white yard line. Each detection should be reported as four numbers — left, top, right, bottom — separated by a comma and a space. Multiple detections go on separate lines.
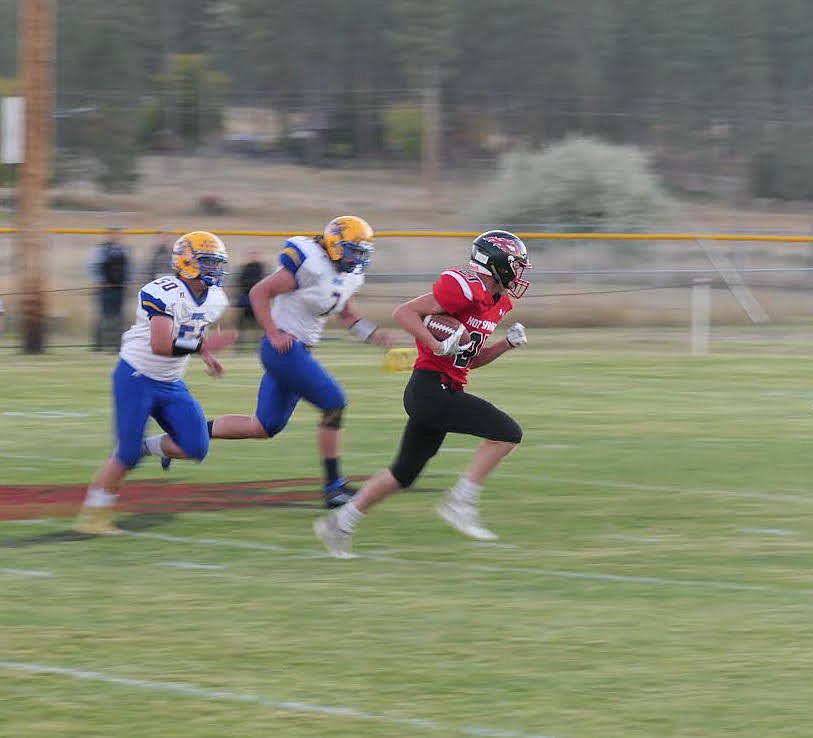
1, 568, 54, 578
602, 534, 666, 544
0, 660, 557, 738
163, 561, 225, 570
738, 528, 797, 537
5, 518, 56, 525
135, 531, 286, 552
2, 452, 101, 467
438, 471, 813, 505
130, 531, 810, 597
359, 552, 803, 595
3, 524, 806, 596
2, 411, 94, 419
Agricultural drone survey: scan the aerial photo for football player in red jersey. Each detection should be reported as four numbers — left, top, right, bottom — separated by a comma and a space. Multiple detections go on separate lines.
314, 230, 531, 557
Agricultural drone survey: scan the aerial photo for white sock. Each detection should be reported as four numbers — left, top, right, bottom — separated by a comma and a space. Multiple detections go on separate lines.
142, 434, 165, 457
448, 476, 483, 506
335, 501, 363, 533
84, 486, 117, 508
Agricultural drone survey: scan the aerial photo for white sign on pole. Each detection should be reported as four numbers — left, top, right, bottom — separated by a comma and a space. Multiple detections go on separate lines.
1, 96, 25, 164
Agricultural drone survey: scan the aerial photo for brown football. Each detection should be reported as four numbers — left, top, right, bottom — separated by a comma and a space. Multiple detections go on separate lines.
423, 314, 471, 345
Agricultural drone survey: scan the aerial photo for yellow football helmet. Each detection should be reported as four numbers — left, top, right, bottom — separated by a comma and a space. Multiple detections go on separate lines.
172, 231, 229, 287
322, 215, 375, 273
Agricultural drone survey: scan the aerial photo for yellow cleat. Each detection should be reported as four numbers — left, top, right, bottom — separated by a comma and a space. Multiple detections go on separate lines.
74, 506, 125, 536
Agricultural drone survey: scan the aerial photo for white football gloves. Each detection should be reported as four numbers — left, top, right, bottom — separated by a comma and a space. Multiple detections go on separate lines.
506, 322, 527, 348
433, 324, 472, 356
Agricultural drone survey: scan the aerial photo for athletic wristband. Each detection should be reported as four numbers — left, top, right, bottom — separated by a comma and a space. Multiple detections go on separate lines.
172, 335, 202, 355
349, 318, 378, 342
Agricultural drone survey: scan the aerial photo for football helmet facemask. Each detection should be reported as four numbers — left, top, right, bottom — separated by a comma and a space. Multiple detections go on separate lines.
322, 215, 375, 274
172, 231, 229, 287
470, 230, 531, 298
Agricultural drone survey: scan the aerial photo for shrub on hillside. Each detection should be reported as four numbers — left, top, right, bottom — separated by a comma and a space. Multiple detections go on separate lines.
467, 135, 675, 231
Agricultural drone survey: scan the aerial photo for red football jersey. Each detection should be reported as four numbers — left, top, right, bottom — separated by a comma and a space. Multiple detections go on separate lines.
414, 268, 513, 389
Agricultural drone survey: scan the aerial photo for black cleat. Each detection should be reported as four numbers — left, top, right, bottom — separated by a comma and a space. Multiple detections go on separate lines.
324, 479, 357, 509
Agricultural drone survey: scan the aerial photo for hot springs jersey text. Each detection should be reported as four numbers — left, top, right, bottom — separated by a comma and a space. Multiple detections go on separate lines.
119, 275, 229, 381
271, 236, 365, 346
415, 269, 513, 389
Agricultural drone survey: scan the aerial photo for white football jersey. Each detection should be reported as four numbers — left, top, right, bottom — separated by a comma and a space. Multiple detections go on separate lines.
119, 275, 229, 381
270, 236, 365, 346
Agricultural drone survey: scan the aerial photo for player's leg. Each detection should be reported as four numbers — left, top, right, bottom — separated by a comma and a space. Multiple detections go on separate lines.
207, 337, 301, 440
76, 361, 153, 535
148, 349, 295, 465
255, 340, 351, 506
315, 413, 446, 557
285, 347, 355, 506
151, 381, 210, 463
92, 291, 105, 351
142, 381, 223, 468
209, 412, 268, 438
432, 390, 523, 541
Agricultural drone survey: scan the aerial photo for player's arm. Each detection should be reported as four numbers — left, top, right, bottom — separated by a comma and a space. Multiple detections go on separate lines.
141, 288, 179, 356
338, 297, 393, 347
248, 268, 296, 341
469, 323, 527, 369
392, 292, 447, 353
149, 314, 181, 355
468, 340, 511, 369
148, 312, 236, 361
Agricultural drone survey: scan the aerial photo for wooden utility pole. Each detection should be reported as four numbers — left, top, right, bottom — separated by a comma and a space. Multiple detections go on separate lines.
18, 0, 54, 353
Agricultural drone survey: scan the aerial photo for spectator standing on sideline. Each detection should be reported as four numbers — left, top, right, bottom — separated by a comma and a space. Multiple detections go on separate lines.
235, 249, 266, 345
88, 227, 131, 352
147, 230, 174, 280
0, 297, 6, 334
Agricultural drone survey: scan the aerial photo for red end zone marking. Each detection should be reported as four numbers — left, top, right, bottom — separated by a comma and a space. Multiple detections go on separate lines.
0, 477, 366, 520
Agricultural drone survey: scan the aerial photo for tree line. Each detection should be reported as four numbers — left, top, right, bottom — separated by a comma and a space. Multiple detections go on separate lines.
2, 0, 813, 197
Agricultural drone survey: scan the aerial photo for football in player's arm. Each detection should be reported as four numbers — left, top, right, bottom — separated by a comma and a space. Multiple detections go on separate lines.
75, 231, 238, 535
314, 230, 530, 558
163, 216, 393, 510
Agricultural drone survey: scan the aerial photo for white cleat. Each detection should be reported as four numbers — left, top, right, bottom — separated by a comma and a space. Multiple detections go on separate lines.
436, 500, 498, 541
313, 515, 356, 559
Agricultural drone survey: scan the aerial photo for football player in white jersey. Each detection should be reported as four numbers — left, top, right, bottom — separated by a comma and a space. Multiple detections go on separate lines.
75, 231, 238, 535
156, 216, 393, 508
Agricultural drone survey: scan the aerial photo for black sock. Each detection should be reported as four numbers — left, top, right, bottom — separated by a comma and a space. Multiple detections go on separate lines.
207, 419, 215, 438
324, 457, 340, 486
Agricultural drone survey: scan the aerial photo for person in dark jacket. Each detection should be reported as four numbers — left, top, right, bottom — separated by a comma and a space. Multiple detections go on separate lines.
87, 227, 131, 352
235, 249, 266, 346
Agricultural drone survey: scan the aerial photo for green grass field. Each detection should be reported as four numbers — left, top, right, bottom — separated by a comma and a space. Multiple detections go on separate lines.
3, 330, 813, 738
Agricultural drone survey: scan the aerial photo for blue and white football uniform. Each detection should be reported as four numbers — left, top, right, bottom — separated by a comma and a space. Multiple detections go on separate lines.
271, 236, 365, 346
113, 275, 228, 466
255, 237, 364, 435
